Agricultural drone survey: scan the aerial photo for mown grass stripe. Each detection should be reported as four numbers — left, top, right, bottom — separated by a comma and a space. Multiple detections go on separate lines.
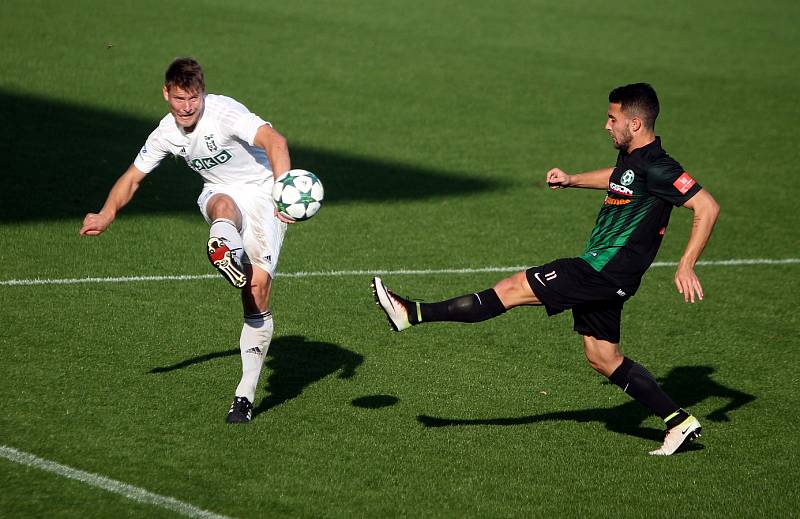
1, 258, 798, 287
0, 445, 232, 519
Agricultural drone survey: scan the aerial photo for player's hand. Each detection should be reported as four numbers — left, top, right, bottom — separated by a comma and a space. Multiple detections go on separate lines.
674, 263, 704, 303
546, 168, 571, 189
79, 212, 114, 236
274, 210, 296, 224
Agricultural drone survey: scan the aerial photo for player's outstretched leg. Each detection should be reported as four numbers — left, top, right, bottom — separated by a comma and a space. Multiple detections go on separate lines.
208, 218, 246, 288
371, 277, 507, 332
226, 310, 274, 423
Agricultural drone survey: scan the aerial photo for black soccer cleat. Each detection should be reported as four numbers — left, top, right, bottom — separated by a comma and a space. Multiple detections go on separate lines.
226, 396, 253, 423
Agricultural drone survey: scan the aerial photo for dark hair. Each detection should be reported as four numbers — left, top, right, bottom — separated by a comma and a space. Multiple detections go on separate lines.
608, 83, 659, 130
164, 57, 205, 93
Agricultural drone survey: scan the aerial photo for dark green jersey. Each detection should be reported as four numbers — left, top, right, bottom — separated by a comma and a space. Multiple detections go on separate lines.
580, 137, 702, 287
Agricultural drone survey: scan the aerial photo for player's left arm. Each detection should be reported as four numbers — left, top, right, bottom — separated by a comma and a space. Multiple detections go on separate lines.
253, 124, 291, 180
675, 188, 721, 303
252, 124, 294, 223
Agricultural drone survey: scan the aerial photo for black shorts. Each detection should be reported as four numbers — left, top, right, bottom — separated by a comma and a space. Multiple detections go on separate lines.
526, 258, 639, 343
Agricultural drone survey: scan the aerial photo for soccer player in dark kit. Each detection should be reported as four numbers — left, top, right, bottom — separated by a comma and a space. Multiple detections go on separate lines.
372, 83, 720, 456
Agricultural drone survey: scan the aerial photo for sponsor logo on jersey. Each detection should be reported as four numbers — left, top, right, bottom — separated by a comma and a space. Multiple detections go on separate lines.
205, 134, 218, 153
189, 150, 233, 172
673, 172, 696, 194
609, 182, 633, 196
616, 289, 627, 297
604, 196, 632, 206
620, 169, 635, 186
140, 145, 148, 155
179, 146, 187, 156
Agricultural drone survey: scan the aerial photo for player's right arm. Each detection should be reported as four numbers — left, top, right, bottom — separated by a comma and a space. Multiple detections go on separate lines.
546, 167, 613, 190
79, 164, 147, 236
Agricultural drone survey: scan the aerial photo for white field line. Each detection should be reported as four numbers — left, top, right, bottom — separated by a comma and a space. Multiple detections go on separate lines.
1, 258, 799, 287
0, 445, 232, 519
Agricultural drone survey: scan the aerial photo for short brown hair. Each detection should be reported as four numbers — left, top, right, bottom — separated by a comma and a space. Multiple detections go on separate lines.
164, 57, 205, 93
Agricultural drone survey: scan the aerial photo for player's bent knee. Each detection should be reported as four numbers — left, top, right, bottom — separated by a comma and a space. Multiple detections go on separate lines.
207, 194, 242, 224
582, 339, 623, 377
494, 272, 539, 307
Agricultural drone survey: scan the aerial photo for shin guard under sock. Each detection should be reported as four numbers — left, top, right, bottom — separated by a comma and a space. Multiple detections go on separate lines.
416, 288, 507, 324
235, 311, 273, 403
609, 357, 687, 422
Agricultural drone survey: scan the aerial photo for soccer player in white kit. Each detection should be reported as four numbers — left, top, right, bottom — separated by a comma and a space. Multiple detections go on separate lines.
80, 57, 295, 423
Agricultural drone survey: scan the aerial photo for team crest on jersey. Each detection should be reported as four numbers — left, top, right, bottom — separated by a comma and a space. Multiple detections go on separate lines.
189, 150, 232, 172
205, 135, 218, 153
621, 170, 635, 186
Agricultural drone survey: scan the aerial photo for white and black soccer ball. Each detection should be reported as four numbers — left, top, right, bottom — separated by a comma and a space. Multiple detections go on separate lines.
271, 169, 324, 221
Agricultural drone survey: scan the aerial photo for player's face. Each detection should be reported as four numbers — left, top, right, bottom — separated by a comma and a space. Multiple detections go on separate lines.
163, 85, 204, 130
605, 102, 633, 151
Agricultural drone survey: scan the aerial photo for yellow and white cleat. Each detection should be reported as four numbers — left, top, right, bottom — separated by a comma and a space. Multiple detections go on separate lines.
649, 415, 702, 456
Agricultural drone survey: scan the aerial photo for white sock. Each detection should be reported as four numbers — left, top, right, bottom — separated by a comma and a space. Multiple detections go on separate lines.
210, 218, 244, 263
235, 311, 273, 403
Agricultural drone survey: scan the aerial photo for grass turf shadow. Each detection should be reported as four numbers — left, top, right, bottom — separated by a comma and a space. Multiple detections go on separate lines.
351, 394, 399, 409
0, 89, 499, 223
417, 365, 755, 446
149, 335, 363, 417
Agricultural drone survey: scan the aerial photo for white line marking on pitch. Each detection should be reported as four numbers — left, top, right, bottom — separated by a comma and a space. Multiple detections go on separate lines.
1, 258, 798, 287
0, 445, 232, 519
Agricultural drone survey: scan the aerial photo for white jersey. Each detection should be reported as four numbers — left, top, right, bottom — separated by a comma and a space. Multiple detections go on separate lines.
133, 94, 273, 186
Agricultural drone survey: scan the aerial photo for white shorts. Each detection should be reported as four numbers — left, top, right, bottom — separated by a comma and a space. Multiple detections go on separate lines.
197, 179, 287, 278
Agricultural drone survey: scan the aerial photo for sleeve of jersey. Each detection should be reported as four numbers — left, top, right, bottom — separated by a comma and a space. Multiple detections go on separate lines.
132, 128, 170, 174
233, 112, 270, 145
219, 100, 271, 145
645, 157, 703, 206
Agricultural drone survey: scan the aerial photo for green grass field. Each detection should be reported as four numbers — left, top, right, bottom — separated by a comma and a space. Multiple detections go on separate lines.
2, 1, 799, 517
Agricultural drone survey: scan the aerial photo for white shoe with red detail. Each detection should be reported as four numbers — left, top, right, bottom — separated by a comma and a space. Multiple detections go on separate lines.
207, 237, 246, 288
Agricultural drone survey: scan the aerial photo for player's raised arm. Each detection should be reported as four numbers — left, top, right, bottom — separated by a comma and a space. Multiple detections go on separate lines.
674, 188, 720, 303
79, 165, 147, 236
547, 167, 613, 190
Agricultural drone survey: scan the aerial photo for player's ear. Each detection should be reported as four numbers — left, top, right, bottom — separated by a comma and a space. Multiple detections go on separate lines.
162, 85, 170, 102
630, 117, 642, 133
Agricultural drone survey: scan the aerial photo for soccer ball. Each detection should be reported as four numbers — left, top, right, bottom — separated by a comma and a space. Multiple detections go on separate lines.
271, 169, 324, 221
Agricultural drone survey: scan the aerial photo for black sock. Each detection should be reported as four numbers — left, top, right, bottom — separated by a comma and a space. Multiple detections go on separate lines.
609, 357, 688, 424
414, 288, 507, 324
